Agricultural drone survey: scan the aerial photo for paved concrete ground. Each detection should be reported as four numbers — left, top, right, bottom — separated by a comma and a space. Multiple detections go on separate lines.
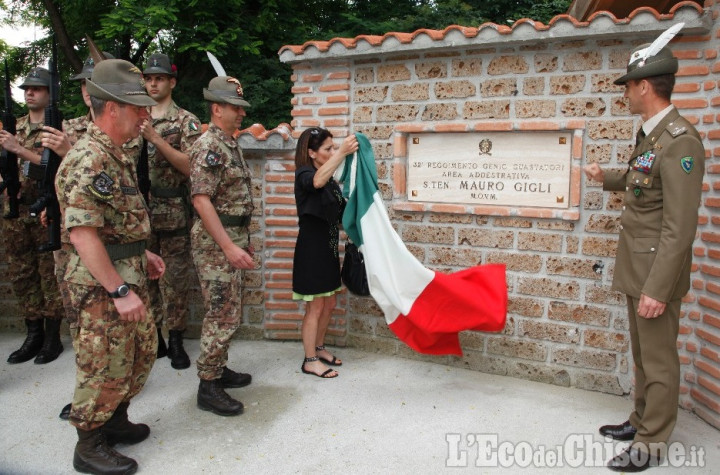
0, 332, 718, 474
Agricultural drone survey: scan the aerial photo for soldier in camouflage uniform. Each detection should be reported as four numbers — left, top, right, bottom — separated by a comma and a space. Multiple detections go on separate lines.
141, 53, 201, 369
42, 52, 116, 421
189, 75, 255, 416
55, 59, 164, 474
0, 67, 64, 365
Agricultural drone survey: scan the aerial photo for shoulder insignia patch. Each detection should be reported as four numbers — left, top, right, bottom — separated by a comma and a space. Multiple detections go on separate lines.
87, 172, 115, 200
189, 121, 199, 132
668, 123, 687, 137
680, 156, 694, 174
205, 151, 222, 167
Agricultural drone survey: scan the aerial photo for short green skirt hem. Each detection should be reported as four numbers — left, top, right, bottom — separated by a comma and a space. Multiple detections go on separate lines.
292, 287, 342, 301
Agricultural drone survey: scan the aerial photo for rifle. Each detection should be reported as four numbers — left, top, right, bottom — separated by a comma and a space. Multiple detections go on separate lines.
28, 37, 62, 252
0, 59, 20, 219
137, 139, 150, 204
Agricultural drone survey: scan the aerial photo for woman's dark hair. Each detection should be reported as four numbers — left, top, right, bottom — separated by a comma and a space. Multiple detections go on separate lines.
295, 127, 333, 168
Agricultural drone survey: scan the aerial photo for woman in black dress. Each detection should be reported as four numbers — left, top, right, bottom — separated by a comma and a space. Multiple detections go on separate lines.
293, 128, 358, 378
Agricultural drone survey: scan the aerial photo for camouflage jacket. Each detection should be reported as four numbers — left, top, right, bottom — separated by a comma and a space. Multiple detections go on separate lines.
15, 114, 44, 202
189, 123, 253, 249
147, 101, 201, 231
55, 122, 151, 288
62, 113, 91, 146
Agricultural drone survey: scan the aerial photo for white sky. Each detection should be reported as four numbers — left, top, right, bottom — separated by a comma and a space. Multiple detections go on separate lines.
1, 15, 48, 103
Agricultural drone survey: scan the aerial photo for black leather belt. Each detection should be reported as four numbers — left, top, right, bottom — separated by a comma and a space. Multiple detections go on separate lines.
150, 186, 187, 198
218, 214, 250, 227
154, 227, 189, 238
105, 240, 147, 261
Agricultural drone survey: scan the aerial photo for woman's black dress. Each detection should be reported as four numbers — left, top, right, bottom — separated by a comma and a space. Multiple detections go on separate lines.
292, 165, 345, 296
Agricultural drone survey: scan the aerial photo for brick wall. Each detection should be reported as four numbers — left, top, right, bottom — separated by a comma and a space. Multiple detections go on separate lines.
271, 2, 720, 430
1, 2, 718, 432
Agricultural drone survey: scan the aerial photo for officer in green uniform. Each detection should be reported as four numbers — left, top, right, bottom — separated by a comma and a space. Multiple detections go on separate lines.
141, 53, 202, 369
584, 31, 705, 472
55, 59, 165, 474
0, 67, 64, 364
189, 75, 255, 416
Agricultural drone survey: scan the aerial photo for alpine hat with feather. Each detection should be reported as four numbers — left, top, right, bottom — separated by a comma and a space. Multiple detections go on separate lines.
614, 22, 684, 85
86, 59, 157, 107
203, 76, 251, 107
72, 52, 115, 81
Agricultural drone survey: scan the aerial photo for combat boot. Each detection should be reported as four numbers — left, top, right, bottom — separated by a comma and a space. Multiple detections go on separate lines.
197, 379, 244, 416
34, 318, 64, 364
167, 330, 191, 369
156, 327, 167, 358
7, 319, 44, 364
73, 427, 138, 475
102, 402, 150, 446
220, 366, 252, 388
59, 403, 72, 420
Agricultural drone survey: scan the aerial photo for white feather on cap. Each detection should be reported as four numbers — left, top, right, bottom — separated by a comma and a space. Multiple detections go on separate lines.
630, 22, 685, 68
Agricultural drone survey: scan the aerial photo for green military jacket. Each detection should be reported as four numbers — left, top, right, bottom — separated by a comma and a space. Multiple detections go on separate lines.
603, 107, 705, 302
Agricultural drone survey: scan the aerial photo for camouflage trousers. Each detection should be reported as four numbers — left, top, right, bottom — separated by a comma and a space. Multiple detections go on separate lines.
54, 244, 75, 323
192, 247, 245, 381
1, 209, 63, 321
148, 231, 194, 331
67, 284, 157, 431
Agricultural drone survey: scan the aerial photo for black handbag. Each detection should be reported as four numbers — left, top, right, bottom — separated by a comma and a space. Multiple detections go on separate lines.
341, 241, 370, 296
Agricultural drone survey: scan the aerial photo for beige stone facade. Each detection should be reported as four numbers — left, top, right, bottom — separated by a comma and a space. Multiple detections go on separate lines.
272, 2, 720, 430
1, 1, 718, 431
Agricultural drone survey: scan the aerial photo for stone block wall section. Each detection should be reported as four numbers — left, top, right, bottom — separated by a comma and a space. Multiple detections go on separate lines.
273, 1, 720, 430
1, 1, 719, 433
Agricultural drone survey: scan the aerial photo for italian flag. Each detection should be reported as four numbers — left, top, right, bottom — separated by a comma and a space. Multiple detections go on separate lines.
339, 133, 507, 356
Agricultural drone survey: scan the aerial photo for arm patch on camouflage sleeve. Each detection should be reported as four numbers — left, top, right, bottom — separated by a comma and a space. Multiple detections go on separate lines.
86, 172, 114, 201
205, 151, 222, 167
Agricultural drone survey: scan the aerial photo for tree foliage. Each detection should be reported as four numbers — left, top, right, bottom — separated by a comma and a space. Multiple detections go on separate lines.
1, 0, 571, 126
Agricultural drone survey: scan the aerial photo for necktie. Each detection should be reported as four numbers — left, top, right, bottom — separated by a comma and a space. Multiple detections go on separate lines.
635, 129, 646, 147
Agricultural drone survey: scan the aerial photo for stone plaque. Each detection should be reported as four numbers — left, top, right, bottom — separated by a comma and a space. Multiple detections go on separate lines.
407, 131, 572, 208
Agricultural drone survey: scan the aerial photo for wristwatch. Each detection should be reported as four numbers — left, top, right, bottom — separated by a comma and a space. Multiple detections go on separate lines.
108, 283, 130, 298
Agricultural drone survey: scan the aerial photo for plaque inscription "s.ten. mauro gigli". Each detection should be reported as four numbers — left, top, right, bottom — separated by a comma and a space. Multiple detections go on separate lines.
407, 131, 572, 209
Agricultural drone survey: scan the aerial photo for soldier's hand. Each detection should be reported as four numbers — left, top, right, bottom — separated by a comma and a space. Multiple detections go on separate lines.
145, 250, 165, 280
40, 209, 48, 228
638, 294, 666, 319
224, 243, 255, 270
140, 119, 160, 144
0, 130, 20, 154
41, 126, 71, 157
583, 163, 605, 183
113, 291, 147, 322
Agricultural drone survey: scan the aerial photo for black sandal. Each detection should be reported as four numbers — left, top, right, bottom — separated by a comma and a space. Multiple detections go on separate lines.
301, 356, 338, 378
315, 345, 342, 366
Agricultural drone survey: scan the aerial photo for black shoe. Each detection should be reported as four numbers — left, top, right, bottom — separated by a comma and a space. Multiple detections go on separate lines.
59, 403, 72, 420
607, 446, 660, 472
7, 319, 44, 364
34, 318, 64, 364
197, 379, 244, 416
102, 402, 150, 446
156, 327, 167, 359
599, 420, 637, 441
167, 330, 191, 369
73, 427, 138, 475
219, 367, 252, 388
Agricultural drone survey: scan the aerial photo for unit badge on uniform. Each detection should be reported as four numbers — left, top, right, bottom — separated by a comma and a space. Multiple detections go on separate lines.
205, 151, 222, 167
87, 172, 114, 200
681, 156, 694, 173
632, 151, 656, 174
